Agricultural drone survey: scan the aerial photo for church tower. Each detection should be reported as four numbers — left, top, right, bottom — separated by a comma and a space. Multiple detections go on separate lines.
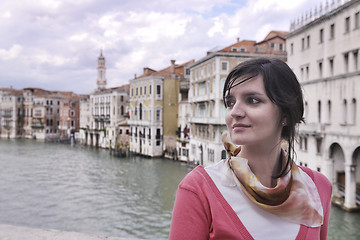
96, 50, 107, 90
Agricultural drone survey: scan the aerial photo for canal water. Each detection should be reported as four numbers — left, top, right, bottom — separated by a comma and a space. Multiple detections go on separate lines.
0, 139, 359, 240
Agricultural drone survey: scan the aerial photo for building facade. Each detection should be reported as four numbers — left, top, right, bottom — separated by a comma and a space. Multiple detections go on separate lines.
80, 51, 130, 149
0, 88, 24, 138
188, 32, 288, 166
129, 60, 193, 157
286, 0, 360, 210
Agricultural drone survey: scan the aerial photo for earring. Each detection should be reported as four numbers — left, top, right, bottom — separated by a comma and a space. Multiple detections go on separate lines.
281, 122, 286, 126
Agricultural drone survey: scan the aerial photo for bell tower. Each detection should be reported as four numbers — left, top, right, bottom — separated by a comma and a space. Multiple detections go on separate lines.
96, 49, 107, 90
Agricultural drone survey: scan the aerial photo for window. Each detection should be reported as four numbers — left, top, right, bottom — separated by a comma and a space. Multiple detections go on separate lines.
306, 66, 309, 80
198, 81, 206, 96
199, 103, 206, 117
329, 58, 334, 76
355, 12, 359, 29
269, 43, 275, 50
319, 28, 324, 43
156, 128, 161, 146
319, 61, 323, 78
139, 103, 142, 120
121, 96, 124, 102
279, 43, 284, 52
316, 138, 322, 154
318, 100, 322, 123
231, 47, 238, 52
344, 53, 349, 73
140, 87, 142, 95
345, 17, 350, 33
330, 24, 335, 39
240, 47, 246, 52
156, 109, 161, 121
290, 43, 294, 55
301, 38, 305, 50
307, 35, 310, 48
354, 51, 358, 71
156, 85, 161, 95
350, 98, 356, 125
221, 62, 228, 71
326, 100, 331, 124
342, 99, 348, 124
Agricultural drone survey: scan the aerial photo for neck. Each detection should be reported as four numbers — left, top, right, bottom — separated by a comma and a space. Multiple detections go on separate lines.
239, 143, 283, 187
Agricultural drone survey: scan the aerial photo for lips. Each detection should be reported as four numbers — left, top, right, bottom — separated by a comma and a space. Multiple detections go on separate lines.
232, 123, 251, 131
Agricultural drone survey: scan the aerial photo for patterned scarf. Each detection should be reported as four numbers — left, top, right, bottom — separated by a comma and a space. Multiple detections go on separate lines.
222, 132, 324, 227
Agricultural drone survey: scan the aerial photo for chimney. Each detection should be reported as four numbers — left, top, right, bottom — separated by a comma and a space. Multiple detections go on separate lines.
237, 37, 240, 43
134, 74, 137, 79
143, 67, 148, 75
170, 60, 176, 74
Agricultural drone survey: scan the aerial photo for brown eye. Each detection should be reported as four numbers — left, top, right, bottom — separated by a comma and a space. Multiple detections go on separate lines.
225, 98, 235, 108
247, 97, 261, 104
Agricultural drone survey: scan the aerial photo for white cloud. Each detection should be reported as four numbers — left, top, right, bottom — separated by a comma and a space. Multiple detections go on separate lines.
2, 11, 12, 18
208, 17, 225, 37
40, 0, 62, 10
69, 33, 89, 41
26, 53, 77, 66
0, 45, 22, 60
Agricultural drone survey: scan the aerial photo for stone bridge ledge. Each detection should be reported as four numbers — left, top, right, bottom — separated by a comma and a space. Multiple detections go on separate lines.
0, 224, 142, 240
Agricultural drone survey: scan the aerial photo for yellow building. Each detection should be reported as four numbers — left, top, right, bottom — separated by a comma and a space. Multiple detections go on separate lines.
129, 60, 193, 157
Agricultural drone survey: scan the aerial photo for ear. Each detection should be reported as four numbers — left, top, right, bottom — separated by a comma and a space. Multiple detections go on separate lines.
281, 115, 287, 126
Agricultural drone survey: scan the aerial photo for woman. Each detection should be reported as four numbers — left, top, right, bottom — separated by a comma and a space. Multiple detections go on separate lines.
169, 58, 332, 240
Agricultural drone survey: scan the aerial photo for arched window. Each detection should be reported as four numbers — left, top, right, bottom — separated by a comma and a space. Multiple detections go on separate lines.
342, 99, 347, 124
121, 106, 124, 115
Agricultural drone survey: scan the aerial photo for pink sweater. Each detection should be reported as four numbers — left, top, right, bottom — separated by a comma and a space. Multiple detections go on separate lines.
169, 165, 332, 240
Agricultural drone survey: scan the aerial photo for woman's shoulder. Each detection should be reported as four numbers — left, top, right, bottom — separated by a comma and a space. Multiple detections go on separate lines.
179, 166, 207, 188
178, 165, 219, 194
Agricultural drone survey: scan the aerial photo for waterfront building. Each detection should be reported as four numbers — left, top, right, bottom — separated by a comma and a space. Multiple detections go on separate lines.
0, 88, 24, 138
79, 95, 91, 144
188, 31, 287, 166
128, 60, 194, 157
286, 0, 360, 210
58, 92, 81, 141
81, 51, 129, 148
176, 76, 191, 162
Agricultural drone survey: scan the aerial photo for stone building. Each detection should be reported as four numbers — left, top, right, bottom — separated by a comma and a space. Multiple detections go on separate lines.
286, 0, 360, 210
80, 51, 129, 148
128, 60, 194, 158
0, 88, 24, 138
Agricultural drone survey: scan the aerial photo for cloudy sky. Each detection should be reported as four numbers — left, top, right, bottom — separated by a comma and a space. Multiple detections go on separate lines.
0, 0, 326, 94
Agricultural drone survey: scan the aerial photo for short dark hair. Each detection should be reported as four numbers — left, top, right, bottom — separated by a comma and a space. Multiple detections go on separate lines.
223, 57, 304, 177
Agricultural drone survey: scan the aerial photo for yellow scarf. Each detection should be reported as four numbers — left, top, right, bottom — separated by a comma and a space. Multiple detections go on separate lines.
222, 132, 324, 227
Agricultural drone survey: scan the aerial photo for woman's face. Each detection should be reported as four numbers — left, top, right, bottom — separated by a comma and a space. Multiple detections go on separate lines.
225, 75, 284, 148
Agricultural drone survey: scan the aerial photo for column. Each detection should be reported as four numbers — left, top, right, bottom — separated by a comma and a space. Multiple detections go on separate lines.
344, 163, 357, 210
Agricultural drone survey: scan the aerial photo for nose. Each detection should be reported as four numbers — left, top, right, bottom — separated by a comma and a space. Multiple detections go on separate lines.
230, 102, 246, 119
